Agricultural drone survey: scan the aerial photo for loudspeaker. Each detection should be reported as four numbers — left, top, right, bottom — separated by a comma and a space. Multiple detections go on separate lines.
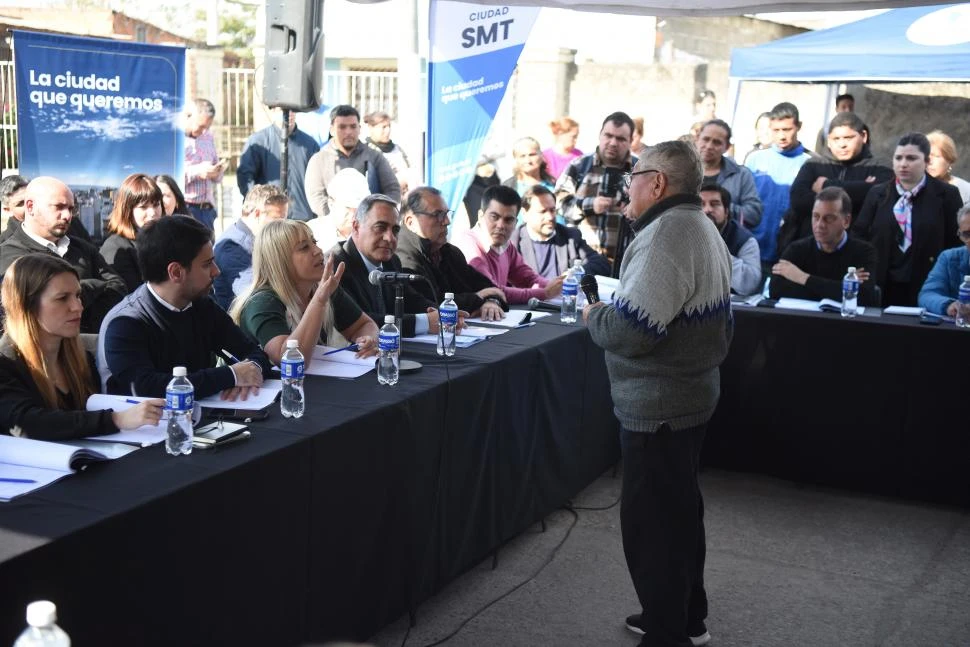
263, 0, 325, 111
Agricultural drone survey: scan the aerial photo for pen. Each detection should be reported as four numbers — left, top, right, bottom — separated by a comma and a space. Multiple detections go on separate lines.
0, 477, 37, 483
515, 322, 536, 329
221, 349, 242, 363
323, 343, 360, 356
126, 399, 141, 405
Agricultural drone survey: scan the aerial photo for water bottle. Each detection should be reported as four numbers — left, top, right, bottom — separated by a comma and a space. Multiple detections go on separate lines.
841, 266, 859, 318
570, 259, 586, 307
561, 269, 578, 323
280, 339, 305, 418
378, 315, 400, 386
436, 291, 458, 357
957, 275, 970, 328
13, 601, 70, 647
165, 366, 194, 455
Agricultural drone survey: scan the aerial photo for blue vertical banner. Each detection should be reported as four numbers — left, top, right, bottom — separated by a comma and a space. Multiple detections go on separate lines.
13, 31, 185, 235
427, 1, 539, 213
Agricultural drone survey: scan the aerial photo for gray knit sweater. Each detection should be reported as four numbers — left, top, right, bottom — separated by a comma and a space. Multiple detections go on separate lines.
587, 194, 733, 432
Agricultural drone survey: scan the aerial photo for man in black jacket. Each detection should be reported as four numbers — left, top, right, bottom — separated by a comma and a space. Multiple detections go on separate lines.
784, 112, 892, 253
511, 185, 611, 280
0, 177, 125, 333
395, 186, 506, 320
770, 186, 879, 305
329, 194, 443, 338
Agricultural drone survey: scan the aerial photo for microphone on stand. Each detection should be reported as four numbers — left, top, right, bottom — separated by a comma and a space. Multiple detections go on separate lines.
368, 269, 423, 285
527, 297, 560, 313
580, 275, 601, 304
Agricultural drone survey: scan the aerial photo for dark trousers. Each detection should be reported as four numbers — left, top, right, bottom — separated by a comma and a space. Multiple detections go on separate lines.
187, 203, 216, 231
621, 423, 708, 647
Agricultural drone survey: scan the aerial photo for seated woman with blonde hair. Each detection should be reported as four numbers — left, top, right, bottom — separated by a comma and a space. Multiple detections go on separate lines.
0, 254, 163, 440
229, 220, 379, 367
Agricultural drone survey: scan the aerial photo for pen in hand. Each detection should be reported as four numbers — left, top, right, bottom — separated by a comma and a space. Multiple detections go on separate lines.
323, 343, 360, 356
0, 477, 37, 484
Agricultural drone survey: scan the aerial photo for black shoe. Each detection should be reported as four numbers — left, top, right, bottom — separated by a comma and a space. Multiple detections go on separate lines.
624, 614, 711, 646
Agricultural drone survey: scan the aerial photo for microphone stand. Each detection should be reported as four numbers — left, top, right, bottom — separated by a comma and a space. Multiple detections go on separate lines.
395, 283, 423, 373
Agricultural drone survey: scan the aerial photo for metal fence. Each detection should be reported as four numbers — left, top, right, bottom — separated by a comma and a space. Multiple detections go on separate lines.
1, 60, 17, 173
324, 70, 400, 118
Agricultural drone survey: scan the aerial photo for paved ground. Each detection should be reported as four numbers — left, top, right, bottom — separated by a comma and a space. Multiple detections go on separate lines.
370, 468, 970, 647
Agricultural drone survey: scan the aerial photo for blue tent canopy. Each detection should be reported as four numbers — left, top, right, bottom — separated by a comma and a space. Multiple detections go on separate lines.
730, 4, 970, 82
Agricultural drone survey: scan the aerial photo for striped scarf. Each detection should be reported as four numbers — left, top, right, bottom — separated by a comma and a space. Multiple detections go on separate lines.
892, 175, 926, 252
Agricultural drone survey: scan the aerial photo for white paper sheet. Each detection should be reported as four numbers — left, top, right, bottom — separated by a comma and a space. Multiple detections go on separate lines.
305, 345, 374, 378
883, 306, 924, 316
197, 379, 283, 410
465, 310, 550, 328
407, 334, 486, 348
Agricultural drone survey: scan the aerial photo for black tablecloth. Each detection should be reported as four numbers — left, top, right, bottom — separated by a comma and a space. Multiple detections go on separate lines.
705, 306, 970, 506
0, 317, 619, 645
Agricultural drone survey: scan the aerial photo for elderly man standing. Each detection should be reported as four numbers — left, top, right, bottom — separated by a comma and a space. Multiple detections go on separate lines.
584, 141, 732, 647
0, 177, 127, 333
183, 98, 227, 230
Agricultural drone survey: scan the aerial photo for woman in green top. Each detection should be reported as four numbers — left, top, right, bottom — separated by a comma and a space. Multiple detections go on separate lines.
229, 220, 379, 367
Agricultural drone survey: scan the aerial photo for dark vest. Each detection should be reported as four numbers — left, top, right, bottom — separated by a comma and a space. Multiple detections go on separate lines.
720, 218, 753, 257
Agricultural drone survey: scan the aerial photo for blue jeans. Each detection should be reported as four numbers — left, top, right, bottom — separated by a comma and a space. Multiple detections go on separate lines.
621, 423, 708, 647
187, 203, 216, 231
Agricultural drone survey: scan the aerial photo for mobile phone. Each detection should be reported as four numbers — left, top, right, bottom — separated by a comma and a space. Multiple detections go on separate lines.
919, 313, 942, 326
202, 407, 270, 423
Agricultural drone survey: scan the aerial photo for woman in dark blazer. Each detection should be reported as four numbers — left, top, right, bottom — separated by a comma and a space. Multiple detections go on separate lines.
0, 254, 163, 440
854, 132, 963, 306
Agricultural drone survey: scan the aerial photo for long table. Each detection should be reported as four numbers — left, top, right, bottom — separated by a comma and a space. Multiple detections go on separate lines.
0, 316, 619, 645
706, 306, 970, 506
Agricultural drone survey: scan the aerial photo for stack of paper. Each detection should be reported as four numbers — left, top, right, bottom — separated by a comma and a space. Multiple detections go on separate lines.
197, 379, 284, 410
775, 298, 864, 315
883, 306, 924, 316
0, 435, 114, 501
85, 394, 171, 446
305, 346, 375, 378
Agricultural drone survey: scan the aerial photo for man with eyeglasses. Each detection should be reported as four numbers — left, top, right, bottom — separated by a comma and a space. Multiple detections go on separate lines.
0, 176, 127, 333
584, 141, 732, 647
396, 186, 508, 320
555, 111, 638, 274
511, 185, 610, 281
919, 204, 970, 316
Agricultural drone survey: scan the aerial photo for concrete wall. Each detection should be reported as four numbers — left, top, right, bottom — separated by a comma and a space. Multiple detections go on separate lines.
848, 82, 970, 179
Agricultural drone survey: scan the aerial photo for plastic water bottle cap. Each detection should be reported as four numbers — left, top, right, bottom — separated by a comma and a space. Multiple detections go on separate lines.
444, 292, 454, 300
26, 601, 56, 627
847, 266, 856, 273
285, 339, 299, 349
384, 315, 395, 324
172, 366, 187, 377
964, 275, 970, 282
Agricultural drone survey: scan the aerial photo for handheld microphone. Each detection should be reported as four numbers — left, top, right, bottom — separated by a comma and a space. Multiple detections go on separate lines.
580, 275, 600, 304
368, 269, 423, 285
527, 297, 560, 313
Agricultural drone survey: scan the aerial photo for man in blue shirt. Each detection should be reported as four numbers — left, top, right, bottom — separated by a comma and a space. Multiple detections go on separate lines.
918, 205, 970, 315
212, 185, 288, 310
237, 108, 319, 221
745, 102, 814, 270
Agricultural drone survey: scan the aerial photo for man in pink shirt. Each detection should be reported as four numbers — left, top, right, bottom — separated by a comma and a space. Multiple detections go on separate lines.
456, 185, 564, 305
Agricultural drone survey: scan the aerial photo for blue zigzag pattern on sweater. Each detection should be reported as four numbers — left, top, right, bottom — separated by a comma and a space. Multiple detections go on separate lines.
614, 294, 733, 338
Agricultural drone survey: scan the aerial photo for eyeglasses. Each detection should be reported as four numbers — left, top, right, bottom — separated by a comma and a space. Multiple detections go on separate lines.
623, 169, 660, 190
958, 229, 970, 241
414, 209, 453, 222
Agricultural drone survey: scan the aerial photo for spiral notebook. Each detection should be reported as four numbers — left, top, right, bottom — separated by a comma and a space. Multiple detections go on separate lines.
0, 435, 114, 502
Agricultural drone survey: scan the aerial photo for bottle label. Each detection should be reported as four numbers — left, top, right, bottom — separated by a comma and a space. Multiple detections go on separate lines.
960, 286, 970, 304
166, 389, 193, 412
842, 279, 859, 293
281, 359, 304, 379
563, 282, 578, 296
379, 331, 399, 352
440, 307, 458, 326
